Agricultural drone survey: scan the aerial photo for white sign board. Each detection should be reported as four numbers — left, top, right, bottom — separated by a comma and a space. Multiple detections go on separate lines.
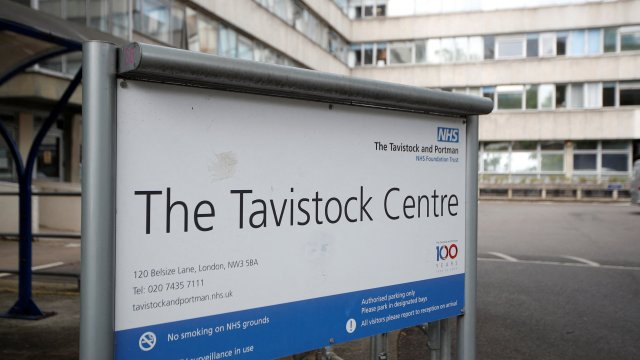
114, 80, 466, 359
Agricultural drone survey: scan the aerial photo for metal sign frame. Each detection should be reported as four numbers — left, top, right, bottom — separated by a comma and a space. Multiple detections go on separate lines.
80, 40, 491, 360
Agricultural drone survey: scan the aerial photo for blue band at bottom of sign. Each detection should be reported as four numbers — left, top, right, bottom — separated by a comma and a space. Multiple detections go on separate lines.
115, 274, 464, 360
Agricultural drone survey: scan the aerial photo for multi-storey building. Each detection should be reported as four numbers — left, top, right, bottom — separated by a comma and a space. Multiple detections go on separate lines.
1, 0, 639, 231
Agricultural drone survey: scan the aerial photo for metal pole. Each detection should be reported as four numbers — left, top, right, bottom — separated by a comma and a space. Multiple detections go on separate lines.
457, 115, 479, 360
427, 321, 441, 360
80, 41, 117, 360
370, 333, 389, 360
440, 318, 452, 360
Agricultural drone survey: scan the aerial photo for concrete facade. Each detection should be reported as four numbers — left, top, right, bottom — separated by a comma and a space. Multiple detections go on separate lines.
350, 0, 640, 41
351, 54, 640, 88
193, 0, 350, 74
479, 108, 640, 141
1, 0, 639, 233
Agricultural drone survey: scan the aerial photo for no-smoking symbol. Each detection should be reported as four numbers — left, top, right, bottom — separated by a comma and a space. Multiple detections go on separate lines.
139, 332, 157, 352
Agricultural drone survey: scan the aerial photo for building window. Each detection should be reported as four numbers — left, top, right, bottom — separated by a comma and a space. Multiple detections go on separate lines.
484, 35, 495, 60
539, 32, 556, 57
569, 83, 584, 108
568, 30, 585, 56
351, 43, 387, 66
37, 135, 61, 179
586, 28, 602, 55
619, 81, 640, 106
480, 141, 565, 176
584, 83, 601, 108
426, 38, 441, 64
467, 87, 481, 97
620, 26, 640, 51
538, 84, 555, 109
556, 31, 568, 56
555, 84, 567, 109
526, 33, 539, 57
482, 142, 510, 173
540, 141, 564, 172
496, 35, 525, 59
574, 141, 631, 174
604, 27, 618, 52
453, 37, 468, 62
567, 28, 602, 56
525, 85, 538, 110
469, 81, 639, 111
602, 82, 616, 107
350, 44, 361, 66
573, 154, 597, 171
353, 24, 640, 68
496, 85, 524, 110
468, 36, 484, 61
169, 3, 186, 48
256, 0, 348, 64
237, 35, 254, 60
573, 141, 598, 171
351, 0, 386, 18
186, 10, 218, 54
34, 117, 64, 181
376, 43, 387, 65
135, 0, 171, 44
0, 115, 17, 181
388, 42, 413, 64
440, 38, 455, 62
363, 43, 374, 64
511, 141, 538, 173
376, 2, 386, 16
415, 40, 426, 63
329, 31, 349, 63
218, 25, 238, 58
602, 141, 630, 172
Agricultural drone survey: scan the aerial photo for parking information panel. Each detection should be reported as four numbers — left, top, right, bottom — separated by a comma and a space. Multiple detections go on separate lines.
114, 80, 466, 359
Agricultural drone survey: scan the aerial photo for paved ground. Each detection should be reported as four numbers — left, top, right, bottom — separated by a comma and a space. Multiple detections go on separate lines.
0, 201, 639, 359
475, 202, 640, 360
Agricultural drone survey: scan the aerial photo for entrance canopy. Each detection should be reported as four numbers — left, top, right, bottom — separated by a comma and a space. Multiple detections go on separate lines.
0, 0, 124, 320
0, 0, 124, 83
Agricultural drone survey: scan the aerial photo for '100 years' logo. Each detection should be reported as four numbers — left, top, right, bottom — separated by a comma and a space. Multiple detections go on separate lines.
436, 244, 458, 261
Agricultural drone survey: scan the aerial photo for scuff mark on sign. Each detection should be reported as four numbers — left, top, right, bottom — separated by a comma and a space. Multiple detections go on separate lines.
208, 151, 238, 181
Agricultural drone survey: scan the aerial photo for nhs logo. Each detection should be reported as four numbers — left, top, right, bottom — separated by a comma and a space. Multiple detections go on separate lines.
437, 127, 459, 143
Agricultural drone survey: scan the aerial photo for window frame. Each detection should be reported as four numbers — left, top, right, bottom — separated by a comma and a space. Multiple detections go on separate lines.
495, 35, 526, 59
539, 32, 556, 57
496, 85, 525, 110
573, 141, 632, 176
387, 41, 415, 65
619, 25, 640, 52
479, 141, 565, 176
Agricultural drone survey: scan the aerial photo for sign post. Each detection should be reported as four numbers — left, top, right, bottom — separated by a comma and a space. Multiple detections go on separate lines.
80, 41, 492, 360
80, 41, 117, 359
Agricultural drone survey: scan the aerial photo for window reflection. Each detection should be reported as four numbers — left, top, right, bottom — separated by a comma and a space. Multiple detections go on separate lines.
256, 0, 349, 63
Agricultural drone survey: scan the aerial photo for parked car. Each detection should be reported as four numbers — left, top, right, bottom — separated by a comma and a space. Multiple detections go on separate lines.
632, 159, 640, 205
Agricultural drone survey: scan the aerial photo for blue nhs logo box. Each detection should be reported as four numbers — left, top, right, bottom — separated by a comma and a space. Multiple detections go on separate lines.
437, 127, 460, 143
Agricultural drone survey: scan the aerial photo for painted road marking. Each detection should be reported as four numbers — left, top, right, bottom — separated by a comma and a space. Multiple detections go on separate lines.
65, 243, 81, 248
488, 252, 519, 262
0, 261, 65, 278
478, 257, 640, 271
32, 261, 65, 270
561, 255, 600, 267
